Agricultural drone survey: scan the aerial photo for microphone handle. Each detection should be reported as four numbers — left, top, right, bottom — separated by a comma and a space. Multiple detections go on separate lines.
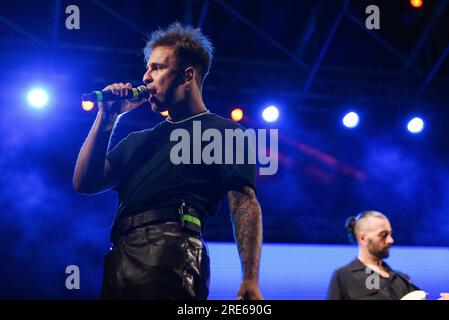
82, 87, 143, 102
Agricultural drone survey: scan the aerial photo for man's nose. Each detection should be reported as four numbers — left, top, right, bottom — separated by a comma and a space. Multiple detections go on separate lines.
143, 71, 153, 85
387, 235, 394, 245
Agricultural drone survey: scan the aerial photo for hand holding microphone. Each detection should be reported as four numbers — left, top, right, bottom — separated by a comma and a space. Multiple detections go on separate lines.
84, 82, 152, 130
82, 83, 152, 103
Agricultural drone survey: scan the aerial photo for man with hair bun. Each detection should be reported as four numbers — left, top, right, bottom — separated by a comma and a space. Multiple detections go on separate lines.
327, 210, 448, 300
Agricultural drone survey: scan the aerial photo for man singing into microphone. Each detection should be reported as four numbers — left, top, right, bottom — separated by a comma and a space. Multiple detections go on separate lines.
73, 23, 263, 300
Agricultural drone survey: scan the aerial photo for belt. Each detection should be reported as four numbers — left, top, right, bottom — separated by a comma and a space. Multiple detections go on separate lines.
110, 201, 204, 243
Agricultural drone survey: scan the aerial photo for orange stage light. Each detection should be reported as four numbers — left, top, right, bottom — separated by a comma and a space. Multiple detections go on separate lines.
81, 101, 94, 111
231, 108, 243, 122
410, 0, 423, 8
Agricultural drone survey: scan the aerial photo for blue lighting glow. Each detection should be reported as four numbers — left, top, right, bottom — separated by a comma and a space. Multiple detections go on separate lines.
407, 117, 424, 134
262, 106, 279, 122
342, 111, 359, 128
27, 88, 49, 109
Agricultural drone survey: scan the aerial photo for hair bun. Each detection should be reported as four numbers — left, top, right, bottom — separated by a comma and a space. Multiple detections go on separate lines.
345, 216, 356, 233
345, 216, 357, 244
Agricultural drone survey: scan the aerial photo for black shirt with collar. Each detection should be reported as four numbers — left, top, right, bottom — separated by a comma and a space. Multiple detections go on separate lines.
327, 258, 420, 300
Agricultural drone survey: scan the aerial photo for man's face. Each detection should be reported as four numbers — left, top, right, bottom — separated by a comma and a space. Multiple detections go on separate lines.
363, 217, 394, 260
143, 46, 184, 112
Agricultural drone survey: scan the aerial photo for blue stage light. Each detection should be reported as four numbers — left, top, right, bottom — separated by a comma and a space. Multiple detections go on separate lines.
262, 106, 279, 122
342, 111, 359, 128
407, 117, 424, 133
27, 88, 49, 109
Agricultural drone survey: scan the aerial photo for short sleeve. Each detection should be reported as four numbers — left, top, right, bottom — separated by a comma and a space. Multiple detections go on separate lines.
106, 133, 128, 172
107, 103, 157, 152
220, 163, 256, 193
219, 129, 256, 193
107, 113, 127, 152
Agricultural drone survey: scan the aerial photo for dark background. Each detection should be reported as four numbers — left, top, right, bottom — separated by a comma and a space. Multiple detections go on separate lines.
0, 0, 448, 298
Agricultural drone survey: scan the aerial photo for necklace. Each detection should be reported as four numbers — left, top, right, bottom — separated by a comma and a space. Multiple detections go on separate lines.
166, 110, 210, 124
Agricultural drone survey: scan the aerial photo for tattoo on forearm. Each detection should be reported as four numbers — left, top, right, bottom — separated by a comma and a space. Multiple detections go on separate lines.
228, 187, 262, 280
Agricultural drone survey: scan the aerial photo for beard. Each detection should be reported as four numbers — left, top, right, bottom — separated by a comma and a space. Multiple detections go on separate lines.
149, 83, 183, 113
376, 249, 390, 260
367, 239, 390, 260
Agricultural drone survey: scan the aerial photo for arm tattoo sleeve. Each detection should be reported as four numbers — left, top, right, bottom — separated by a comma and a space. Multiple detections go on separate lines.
227, 187, 263, 281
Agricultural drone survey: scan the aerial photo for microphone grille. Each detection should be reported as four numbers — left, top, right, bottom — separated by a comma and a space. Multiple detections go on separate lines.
137, 85, 150, 98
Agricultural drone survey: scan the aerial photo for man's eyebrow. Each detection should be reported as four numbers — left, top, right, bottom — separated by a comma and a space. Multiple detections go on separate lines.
146, 62, 165, 70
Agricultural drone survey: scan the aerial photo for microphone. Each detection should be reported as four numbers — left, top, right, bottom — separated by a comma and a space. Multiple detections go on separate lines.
81, 85, 152, 102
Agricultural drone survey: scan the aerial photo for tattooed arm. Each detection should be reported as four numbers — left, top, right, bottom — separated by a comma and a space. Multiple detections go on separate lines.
227, 186, 263, 300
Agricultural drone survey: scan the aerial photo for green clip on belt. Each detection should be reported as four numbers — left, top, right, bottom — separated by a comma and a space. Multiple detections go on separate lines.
183, 214, 201, 227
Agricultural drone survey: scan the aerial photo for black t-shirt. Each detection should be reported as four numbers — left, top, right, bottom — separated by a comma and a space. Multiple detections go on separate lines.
379, 274, 400, 300
106, 112, 256, 223
107, 102, 158, 152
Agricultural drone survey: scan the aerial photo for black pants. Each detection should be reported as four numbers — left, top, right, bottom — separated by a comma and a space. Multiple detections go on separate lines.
100, 221, 210, 300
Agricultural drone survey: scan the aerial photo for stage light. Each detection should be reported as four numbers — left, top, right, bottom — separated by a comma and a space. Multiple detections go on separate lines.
342, 112, 359, 128
407, 117, 424, 133
27, 88, 49, 109
81, 101, 94, 111
410, 0, 423, 8
160, 110, 169, 117
231, 108, 243, 122
262, 106, 279, 123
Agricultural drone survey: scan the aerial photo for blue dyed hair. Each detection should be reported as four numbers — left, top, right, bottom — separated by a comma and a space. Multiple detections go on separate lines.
144, 22, 214, 86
